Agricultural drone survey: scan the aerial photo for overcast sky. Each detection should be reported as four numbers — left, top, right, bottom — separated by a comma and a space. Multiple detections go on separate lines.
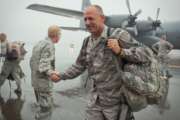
0, 0, 180, 44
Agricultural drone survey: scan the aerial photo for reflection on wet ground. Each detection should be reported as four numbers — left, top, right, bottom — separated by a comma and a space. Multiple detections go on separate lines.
57, 87, 85, 98
0, 68, 180, 120
0, 94, 24, 120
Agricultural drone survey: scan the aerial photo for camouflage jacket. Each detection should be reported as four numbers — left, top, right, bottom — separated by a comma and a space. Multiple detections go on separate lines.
0, 41, 25, 81
30, 37, 55, 92
60, 26, 150, 105
0, 41, 8, 57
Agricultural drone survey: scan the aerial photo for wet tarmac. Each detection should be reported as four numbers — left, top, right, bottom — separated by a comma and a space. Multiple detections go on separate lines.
0, 68, 180, 120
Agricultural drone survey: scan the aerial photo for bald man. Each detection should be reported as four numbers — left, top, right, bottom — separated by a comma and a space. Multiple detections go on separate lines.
30, 25, 60, 119
52, 5, 146, 120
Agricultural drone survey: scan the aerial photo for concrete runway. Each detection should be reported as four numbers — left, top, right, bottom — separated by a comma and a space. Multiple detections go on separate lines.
0, 68, 180, 120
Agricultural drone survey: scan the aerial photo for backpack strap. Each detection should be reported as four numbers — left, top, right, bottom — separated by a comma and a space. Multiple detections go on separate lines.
107, 27, 111, 37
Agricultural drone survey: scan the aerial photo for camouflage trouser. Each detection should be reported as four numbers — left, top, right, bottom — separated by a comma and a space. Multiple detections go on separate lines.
86, 103, 120, 120
34, 89, 54, 112
159, 57, 170, 77
86, 94, 133, 120
158, 79, 170, 110
0, 57, 5, 73
0, 60, 23, 90
11, 68, 22, 91
33, 89, 53, 120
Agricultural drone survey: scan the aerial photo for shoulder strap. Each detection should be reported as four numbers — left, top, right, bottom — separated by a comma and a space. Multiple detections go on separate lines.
83, 36, 91, 49
107, 27, 111, 37
107, 27, 124, 73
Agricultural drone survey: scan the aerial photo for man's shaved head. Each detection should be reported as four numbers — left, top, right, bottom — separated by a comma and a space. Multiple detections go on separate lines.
83, 5, 105, 38
48, 25, 61, 43
84, 5, 104, 16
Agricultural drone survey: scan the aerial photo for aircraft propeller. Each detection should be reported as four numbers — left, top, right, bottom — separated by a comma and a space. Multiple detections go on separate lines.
147, 8, 165, 37
121, 0, 142, 36
149, 8, 162, 30
126, 7, 164, 37
122, 0, 142, 28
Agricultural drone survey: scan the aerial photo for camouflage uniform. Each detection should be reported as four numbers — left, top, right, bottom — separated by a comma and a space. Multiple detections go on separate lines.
0, 60, 24, 90
60, 26, 147, 120
30, 37, 55, 117
152, 40, 173, 76
152, 40, 173, 112
0, 41, 7, 74
0, 41, 7, 57
0, 41, 25, 92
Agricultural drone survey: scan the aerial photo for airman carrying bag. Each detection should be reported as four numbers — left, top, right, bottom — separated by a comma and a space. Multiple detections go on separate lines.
107, 27, 168, 112
115, 47, 168, 112
6, 41, 27, 61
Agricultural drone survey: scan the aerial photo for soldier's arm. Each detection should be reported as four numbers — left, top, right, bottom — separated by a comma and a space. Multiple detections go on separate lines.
38, 43, 54, 76
59, 38, 88, 80
166, 41, 173, 50
151, 42, 159, 54
120, 46, 153, 63
113, 29, 152, 63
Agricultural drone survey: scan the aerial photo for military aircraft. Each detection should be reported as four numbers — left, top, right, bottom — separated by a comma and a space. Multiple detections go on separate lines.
27, 0, 180, 49
0, 1, 180, 119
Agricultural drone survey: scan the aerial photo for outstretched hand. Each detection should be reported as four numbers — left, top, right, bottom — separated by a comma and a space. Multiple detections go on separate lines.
49, 71, 61, 82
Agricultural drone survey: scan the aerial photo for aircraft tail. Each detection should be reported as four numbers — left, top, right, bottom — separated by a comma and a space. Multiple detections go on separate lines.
81, 0, 91, 11
80, 0, 91, 28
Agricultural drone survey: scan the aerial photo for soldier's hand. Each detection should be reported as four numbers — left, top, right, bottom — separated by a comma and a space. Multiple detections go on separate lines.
107, 38, 122, 55
50, 71, 60, 82
52, 70, 60, 75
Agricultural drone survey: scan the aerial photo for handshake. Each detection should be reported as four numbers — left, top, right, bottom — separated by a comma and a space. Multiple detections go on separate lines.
49, 70, 61, 82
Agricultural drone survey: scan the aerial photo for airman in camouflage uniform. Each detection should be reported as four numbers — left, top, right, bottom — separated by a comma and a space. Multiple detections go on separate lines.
30, 25, 61, 119
152, 37, 173, 113
52, 5, 151, 120
0, 33, 25, 94
0, 60, 25, 93
152, 38, 173, 77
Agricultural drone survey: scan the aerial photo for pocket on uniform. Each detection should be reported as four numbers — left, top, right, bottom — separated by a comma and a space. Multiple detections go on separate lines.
103, 48, 113, 63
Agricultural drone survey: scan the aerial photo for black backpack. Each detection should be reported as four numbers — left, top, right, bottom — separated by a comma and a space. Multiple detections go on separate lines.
6, 48, 19, 61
